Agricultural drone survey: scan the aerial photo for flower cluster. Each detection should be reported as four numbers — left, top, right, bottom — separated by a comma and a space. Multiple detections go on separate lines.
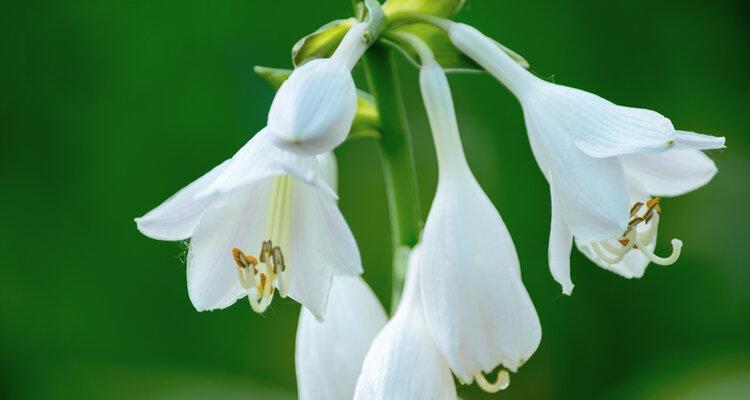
136, 1, 725, 398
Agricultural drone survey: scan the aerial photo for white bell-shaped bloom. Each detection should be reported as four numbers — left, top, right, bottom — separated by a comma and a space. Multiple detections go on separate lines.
355, 251, 457, 400
296, 276, 387, 400
417, 60, 541, 389
442, 21, 725, 294
267, 19, 375, 156
135, 129, 362, 318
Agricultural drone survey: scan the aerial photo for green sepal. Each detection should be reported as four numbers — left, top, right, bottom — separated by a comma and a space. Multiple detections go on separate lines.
382, 0, 465, 18
291, 18, 355, 67
254, 66, 381, 140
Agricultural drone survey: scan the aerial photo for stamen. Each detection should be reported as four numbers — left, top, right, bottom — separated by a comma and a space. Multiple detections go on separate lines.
474, 369, 510, 393
637, 238, 682, 266
591, 197, 682, 267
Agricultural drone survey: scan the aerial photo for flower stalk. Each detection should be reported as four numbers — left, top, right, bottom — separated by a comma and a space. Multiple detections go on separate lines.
361, 44, 422, 311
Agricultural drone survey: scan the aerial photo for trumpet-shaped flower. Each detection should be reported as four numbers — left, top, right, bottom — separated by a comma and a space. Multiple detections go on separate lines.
417, 58, 541, 389
441, 21, 725, 293
135, 129, 362, 318
296, 276, 387, 400
268, 18, 376, 156
354, 252, 457, 400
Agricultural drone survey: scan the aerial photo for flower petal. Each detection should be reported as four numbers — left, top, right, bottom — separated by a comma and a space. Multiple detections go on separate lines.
196, 128, 336, 200
268, 58, 357, 155
296, 276, 387, 400
135, 160, 229, 241
287, 180, 363, 319
621, 149, 719, 197
525, 104, 630, 243
186, 183, 273, 311
355, 257, 457, 400
418, 176, 541, 381
549, 186, 574, 295
673, 131, 725, 151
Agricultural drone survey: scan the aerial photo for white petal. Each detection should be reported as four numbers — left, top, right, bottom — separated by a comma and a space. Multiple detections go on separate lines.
673, 131, 726, 151
549, 187, 574, 295
135, 160, 229, 241
355, 258, 457, 400
287, 181, 363, 319
621, 149, 719, 197
186, 183, 274, 311
418, 175, 541, 381
315, 152, 338, 194
445, 22, 537, 96
296, 276, 387, 400
268, 58, 357, 155
525, 104, 630, 243
525, 83, 676, 158
197, 128, 336, 200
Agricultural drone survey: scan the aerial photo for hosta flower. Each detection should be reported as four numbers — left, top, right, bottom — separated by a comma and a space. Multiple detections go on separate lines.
268, 20, 375, 156
354, 252, 458, 400
296, 276, 387, 400
416, 58, 541, 389
135, 129, 362, 318
441, 21, 725, 293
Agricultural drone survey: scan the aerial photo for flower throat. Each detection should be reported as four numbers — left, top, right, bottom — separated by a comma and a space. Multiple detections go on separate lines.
232, 175, 295, 313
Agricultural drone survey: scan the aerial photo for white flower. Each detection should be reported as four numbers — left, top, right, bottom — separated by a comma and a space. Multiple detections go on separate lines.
354, 252, 458, 400
267, 18, 376, 156
296, 276, 387, 400
442, 21, 725, 294
416, 60, 541, 389
135, 129, 362, 318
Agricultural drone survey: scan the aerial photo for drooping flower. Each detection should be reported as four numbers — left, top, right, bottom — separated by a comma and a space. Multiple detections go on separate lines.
354, 251, 458, 400
439, 21, 725, 293
135, 129, 362, 318
267, 16, 377, 156
296, 276, 387, 400
416, 52, 541, 390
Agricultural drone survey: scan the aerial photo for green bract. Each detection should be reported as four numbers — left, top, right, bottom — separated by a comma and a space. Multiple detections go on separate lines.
382, 0, 465, 18
292, 18, 356, 67
254, 66, 381, 140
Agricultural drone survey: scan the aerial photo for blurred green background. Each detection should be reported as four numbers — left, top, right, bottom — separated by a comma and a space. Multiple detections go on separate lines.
4, 0, 749, 399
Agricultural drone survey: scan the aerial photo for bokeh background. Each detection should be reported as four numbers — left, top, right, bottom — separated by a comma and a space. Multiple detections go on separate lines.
4, 0, 750, 399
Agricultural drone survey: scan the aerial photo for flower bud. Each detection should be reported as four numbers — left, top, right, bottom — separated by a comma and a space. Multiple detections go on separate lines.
267, 58, 357, 155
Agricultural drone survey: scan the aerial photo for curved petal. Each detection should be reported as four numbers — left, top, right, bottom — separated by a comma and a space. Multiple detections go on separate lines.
549, 186, 574, 295
268, 58, 357, 156
197, 128, 336, 200
186, 182, 274, 311
296, 276, 387, 400
287, 180, 363, 319
524, 83, 678, 158
524, 103, 630, 243
673, 131, 725, 151
621, 149, 719, 197
418, 175, 541, 382
135, 160, 229, 241
354, 258, 457, 400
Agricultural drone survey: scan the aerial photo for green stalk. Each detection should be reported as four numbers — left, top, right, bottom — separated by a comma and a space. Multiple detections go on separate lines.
362, 44, 422, 312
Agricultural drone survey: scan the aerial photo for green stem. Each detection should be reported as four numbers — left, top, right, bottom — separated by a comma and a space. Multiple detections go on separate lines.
362, 44, 422, 312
